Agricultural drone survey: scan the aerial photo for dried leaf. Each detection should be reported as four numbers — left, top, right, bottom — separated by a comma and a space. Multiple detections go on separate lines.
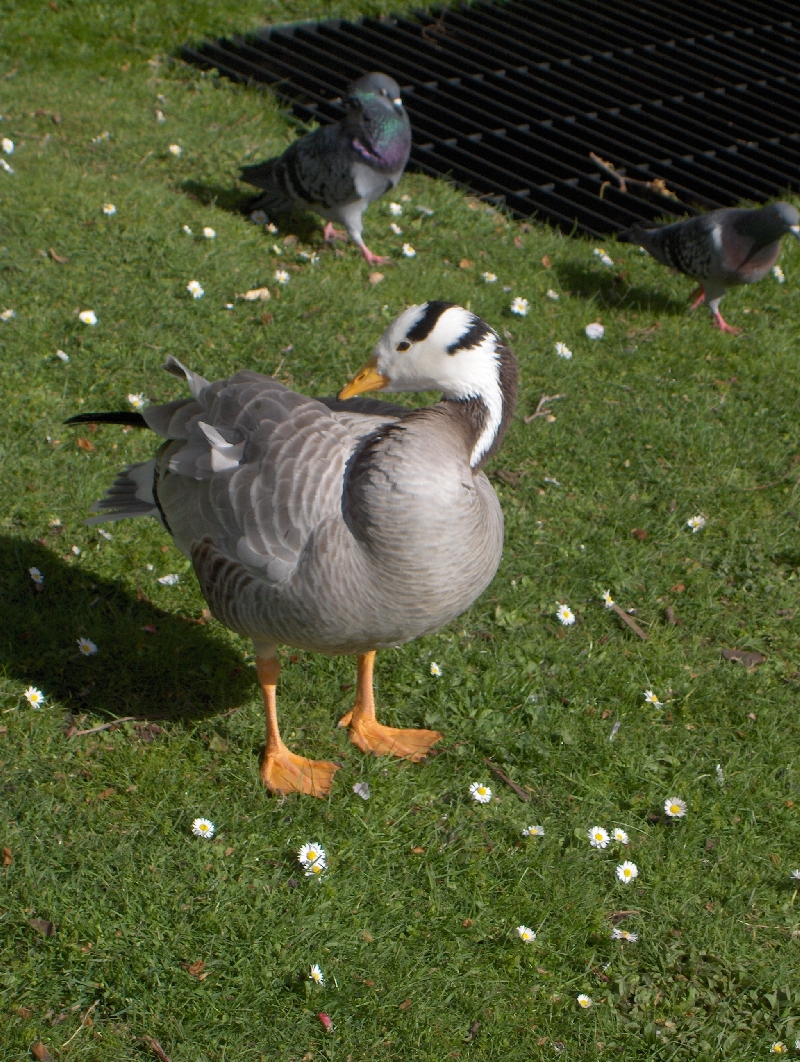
237, 287, 270, 301
368, 271, 384, 285
494, 468, 519, 487
97, 787, 114, 799
48, 247, 68, 264
411, 846, 425, 855
17, 1006, 32, 1018
282, 234, 297, 247
76, 437, 94, 452
29, 917, 55, 937
664, 606, 680, 626
142, 1035, 171, 1062
630, 527, 647, 541
2, 846, 13, 866
722, 648, 765, 669
461, 918, 473, 928
224, 847, 234, 857
541, 255, 552, 268
459, 258, 473, 269
398, 997, 412, 1010
30, 1043, 52, 1061
360, 929, 374, 942
513, 235, 523, 249
670, 582, 685, 593
182, 959, 205, 977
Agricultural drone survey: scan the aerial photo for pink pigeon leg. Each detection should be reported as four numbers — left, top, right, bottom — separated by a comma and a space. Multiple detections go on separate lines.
357, 241, 391, 266
688, 286, 706, 311
323, 221, 348, 243
711, 309, 740, 335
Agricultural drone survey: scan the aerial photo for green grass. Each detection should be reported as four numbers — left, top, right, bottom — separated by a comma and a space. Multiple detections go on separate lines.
2, 5, 800, 1060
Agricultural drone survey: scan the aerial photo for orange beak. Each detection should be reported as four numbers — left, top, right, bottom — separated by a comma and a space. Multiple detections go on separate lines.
338, 356, 390, 400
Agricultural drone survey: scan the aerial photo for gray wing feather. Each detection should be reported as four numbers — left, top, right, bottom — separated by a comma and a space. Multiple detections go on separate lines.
242, 125, 357, 214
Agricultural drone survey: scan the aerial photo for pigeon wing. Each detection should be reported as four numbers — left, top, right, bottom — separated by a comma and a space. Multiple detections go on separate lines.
242, 124, 357, 214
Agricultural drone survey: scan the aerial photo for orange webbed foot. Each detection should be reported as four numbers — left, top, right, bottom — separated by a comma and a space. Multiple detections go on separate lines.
260, 747, 339, 797
339, 711, 442, 762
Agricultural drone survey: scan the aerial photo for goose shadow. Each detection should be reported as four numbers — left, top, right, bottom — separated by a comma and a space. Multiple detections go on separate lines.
180, 178, 323, 243
552, 261, 690, 316
1, 534, 253, 723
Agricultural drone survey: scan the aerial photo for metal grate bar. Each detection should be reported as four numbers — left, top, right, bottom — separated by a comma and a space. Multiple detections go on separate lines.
181, 0, 800, 236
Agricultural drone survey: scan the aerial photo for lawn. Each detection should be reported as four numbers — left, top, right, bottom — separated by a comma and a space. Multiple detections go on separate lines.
2, 3, 800, 1060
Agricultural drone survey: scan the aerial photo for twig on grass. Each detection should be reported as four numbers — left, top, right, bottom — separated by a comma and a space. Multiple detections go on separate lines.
483, 758, 531, 802
524, 394, 566, 423
67, 717, 139, 738
142, 1035, 172, 1062
61, 1000, 98, 1048
609, 602, 648, 641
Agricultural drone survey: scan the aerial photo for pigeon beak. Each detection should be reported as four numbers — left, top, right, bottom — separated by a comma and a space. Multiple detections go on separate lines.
790, 224, 800, 240
338, 356, 390, 399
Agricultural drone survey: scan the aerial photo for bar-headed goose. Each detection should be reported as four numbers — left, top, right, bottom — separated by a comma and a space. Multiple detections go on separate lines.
66, 302, 518, 797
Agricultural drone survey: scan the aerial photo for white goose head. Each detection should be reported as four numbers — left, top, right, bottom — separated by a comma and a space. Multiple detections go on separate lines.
339, 301, 518, 468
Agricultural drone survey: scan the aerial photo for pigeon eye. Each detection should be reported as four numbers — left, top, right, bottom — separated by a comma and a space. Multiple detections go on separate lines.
396, 340, 411, 351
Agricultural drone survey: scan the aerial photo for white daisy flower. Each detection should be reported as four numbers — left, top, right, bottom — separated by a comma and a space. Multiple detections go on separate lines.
2, 138, 14, 154
716, 763, 724, 785
128, 393, 146, 410
556, 604, 575, 626
516, 925, 536, 942
71, 546, 81, 556
664, 797, 687, 819
585, 322, 605, 340
593, 249, 614, 267
29, 567, 44, 585
203, 227, 216, 239
644, 689, 662, 707
0, 158, 14, 174
555, 341, 572, 359
158, 573, 179, 586
272, 244, 282, 255
182, 225, 193, 235
249, 210, 267, 225
577, 994, 593, 1009
305, 859, 327, 878
168, 144, 182, 156
298, 842, 326, 868
309, 964, 324, 985
482, 272, 498, 283
611, 928, 637, 942
155, 109, 166, 123
25, 686, 46, 708
613, 828, 630, 845
402, 244, 416, 258
78, 310, 97, 325
56, 349, 69, 362
687, 515, 706, 533
588, 826, 610, 849
389, 222, 403, 235
77, 637, 98, 656
510, 297, 529, 316
353, 781, 370, 800
602, 590, 614, 609
191, 817, 215, 839
469, 782, 492, 804
91, 131, 110, 144
389, 202, 403, 216
522, 825, 545, 837
102, 203, 118, 217
266, 222, 279, 234
1, 308, 16, 321
98, 529, 112, 540
772, 265, 785, 283
274, 269, 290, 285
430, 662, 442, 677
187, 280, 204, 299
616, 860, 638, 884
770, 1044, 787, 1054
791, 870, 800, 881
545, 289, 559, 300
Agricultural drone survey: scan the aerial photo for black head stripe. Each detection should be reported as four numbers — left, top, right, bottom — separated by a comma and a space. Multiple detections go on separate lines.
406, 301, 457, 343
446, 316, 495, 355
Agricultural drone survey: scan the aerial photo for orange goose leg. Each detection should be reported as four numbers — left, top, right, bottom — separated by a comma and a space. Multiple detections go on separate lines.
257, 655, 339, 797
339, 651, 442, 761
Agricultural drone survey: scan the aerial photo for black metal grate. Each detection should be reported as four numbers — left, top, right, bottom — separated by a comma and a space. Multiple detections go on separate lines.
181, 0, 800, 237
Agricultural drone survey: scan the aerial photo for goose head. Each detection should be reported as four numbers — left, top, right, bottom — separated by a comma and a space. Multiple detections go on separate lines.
340, 301, 518, 468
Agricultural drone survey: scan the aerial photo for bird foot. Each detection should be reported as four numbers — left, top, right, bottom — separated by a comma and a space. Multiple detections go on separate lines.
712, 313, 740, 335
339, 711, 442, 761
323, 222, 348, 243
688, 287, 706, 311
260, 746, 339, 797
359, 245, 391, 266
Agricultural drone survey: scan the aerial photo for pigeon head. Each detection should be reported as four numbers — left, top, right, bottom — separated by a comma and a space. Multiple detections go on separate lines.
346, 72, 404, 112
339, 302, 518, 467
734, 202, 800, 246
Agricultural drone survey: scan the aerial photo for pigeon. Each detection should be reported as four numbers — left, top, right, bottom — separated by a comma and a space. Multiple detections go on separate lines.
622, 203, 800, 333
241, 72, 411, 266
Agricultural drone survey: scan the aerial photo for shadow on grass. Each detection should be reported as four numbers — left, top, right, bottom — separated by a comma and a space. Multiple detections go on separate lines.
1, 534, 253, 723
554, 262, 689, 315
180, 179, 325, 243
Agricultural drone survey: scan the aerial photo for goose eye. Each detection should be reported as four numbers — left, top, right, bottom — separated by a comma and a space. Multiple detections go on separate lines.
396, 340, 411, 351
